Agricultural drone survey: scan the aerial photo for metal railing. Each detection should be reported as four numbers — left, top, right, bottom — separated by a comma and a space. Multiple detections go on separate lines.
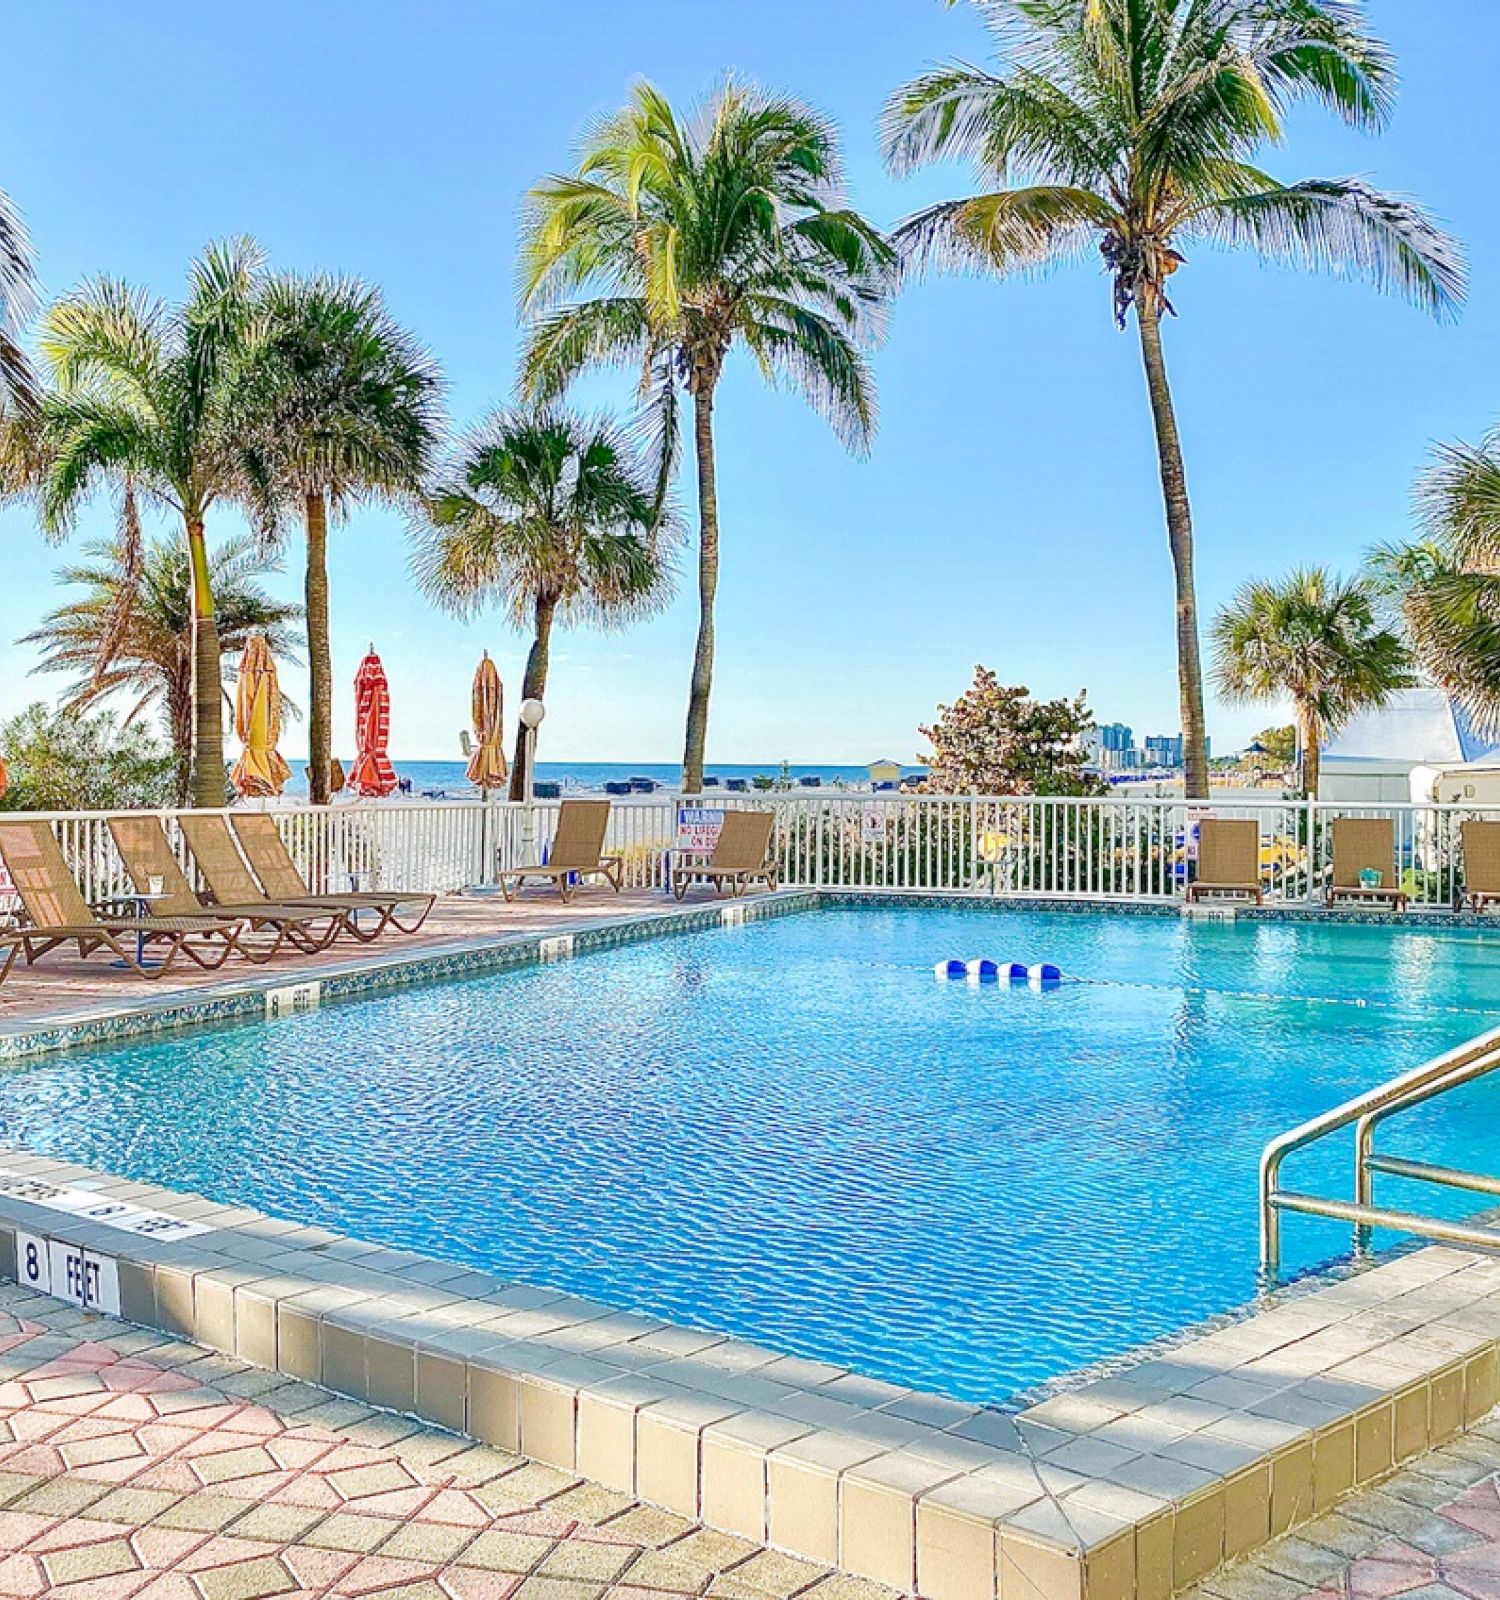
1259, 1024, 1500, 1277
5, 792, 1500, 909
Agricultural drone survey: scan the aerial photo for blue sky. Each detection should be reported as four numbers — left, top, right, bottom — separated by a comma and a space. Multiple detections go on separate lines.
1, 0, 1495, 766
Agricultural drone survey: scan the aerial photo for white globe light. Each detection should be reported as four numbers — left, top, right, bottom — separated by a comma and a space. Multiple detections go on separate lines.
519, 698, 547, 729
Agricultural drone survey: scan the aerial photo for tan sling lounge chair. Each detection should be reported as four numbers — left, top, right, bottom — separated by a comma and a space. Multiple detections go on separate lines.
673, 810, 780, 901
110, 815, 345, 961
172, 815, 350, 953
1328, 817, 1407, 911
1184, 819, 1263, 905
499, 799, 623, 903
230, 812, 435, 941
1460, 820, 1500, 913
0, 818, 242, 981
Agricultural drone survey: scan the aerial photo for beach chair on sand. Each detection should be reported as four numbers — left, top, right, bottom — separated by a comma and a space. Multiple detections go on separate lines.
168, 815, 351, 953
499, 800, 623, 903
111, 816, 347, 960
1184, 819, 1263, 905
1328, 817, 1408, 911
673, 810, 780, 901
0, 818, 242, 981
231, 813, 434, 941
1460, 820, 1500, 913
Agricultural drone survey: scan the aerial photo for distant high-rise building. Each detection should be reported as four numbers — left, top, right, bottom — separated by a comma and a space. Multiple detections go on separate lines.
1144, 733, 1183, 768
1098, 722, 1133, 753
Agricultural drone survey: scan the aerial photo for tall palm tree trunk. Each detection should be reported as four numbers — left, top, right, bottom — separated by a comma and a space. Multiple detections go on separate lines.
1135, 299, 1209, 800
185, 517, 225, 808
682, 383, 720, 794
1297, 704, 1322, 799
509, 595, 557, 802
168, 670, 193, 807
304, 491, 334, 806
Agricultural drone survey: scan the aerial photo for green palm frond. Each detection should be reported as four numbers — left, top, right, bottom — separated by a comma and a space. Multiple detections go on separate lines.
518, 76, 888, 449
1192, 177, 1466, 318
1212, 566, 1413, 734
884, 0, 1464, 321
410, 404, 676, 630
0, 182, 37, 414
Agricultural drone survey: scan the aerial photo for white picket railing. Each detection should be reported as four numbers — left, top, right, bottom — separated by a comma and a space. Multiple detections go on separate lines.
3, 793, 1498, 911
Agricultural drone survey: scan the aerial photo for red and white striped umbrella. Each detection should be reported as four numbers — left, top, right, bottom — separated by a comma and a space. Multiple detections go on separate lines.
348, 646, 397, 798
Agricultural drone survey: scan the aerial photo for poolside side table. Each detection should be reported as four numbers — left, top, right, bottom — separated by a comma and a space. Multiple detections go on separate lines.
94, 891, 172, 969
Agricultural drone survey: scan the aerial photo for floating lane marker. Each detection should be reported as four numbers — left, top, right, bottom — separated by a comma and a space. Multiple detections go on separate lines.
965, 958, 999, 981
934, 958, 969, 979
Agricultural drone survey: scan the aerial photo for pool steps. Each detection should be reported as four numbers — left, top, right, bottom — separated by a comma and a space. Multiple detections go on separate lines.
3, 1147, 1500, 1600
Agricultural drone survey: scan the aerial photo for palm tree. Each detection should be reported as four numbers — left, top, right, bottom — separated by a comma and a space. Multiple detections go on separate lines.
411, 406, 672, 799
518, 78, 892, 792
1212, 568, 1412, 798
20, 535, 302, 804
35, 239, 266, 806
0, 182, 38, 417
884, 0, 1465, 798
235, 274, 443, 804
1362, 428, 1500, 733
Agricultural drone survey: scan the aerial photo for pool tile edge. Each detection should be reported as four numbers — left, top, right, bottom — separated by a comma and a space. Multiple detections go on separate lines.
1, 1150, 1498, 1600
0, 887, 820, 1063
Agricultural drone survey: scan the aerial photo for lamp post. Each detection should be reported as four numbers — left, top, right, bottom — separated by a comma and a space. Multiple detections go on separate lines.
519, 698, 546, 866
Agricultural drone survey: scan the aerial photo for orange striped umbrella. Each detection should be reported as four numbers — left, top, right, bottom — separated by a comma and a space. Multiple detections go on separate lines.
229, 635, 291, 798
0, 754, 7, 800
466, 653, 508, 790
349, 646, 397, 798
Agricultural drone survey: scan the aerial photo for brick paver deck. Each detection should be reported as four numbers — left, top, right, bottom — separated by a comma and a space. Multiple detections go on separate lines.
0, 1283, 893, 1600
1185, 1415, 1500, 1600
0, 889, 703, 1028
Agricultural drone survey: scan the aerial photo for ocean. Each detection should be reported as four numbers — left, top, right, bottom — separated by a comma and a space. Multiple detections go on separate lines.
283, 759, 922, 798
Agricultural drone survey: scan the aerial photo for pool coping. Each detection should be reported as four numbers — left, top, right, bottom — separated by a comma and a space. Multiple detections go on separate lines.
0, 887, 822, 1063
1, 1151, 1498, 1600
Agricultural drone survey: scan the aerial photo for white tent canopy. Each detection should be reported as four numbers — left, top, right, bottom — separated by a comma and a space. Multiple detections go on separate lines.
1320, 688, 1500, 801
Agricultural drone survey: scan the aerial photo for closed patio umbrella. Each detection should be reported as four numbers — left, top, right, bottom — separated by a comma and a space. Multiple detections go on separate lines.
349, 646, 397, 798
0, 754, 7, 800
230, 635, 291, 799
467, 653, 508, 790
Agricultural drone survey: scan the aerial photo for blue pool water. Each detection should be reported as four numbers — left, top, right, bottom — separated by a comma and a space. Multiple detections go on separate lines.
5, 906, 1500, 1404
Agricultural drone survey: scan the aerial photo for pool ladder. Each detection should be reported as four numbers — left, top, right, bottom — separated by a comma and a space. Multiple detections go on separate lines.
1260, 1022, 1500, 1278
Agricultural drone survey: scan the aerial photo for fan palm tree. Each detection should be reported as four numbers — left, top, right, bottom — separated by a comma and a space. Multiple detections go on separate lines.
1212, 567, 1412, 798
20, 535, 301, 804
35, 239, 266, 806
518, 78, 892, 792
235, 274, 443, 804
1361, 429, 1500, 734
884, 0, 1465, 798
411, 406, 673, 799
0, 182, 38, 418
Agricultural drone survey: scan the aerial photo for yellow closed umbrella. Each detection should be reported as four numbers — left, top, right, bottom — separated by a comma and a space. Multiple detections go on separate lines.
467, 652, 508, 790
230, 635, 291, 799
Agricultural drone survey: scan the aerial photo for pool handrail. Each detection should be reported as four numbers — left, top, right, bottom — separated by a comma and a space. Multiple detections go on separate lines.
1259, 1020, 1500, 1276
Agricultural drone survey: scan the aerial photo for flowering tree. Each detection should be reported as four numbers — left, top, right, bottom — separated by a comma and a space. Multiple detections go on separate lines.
919, 667, 1102, 796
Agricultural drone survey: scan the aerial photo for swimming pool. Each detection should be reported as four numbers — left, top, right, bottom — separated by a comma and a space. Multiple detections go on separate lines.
4, 904, 1500, 1405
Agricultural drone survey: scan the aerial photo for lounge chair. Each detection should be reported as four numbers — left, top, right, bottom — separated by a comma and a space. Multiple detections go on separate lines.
110, 815, 347, 961
230, 812, 435, 941
0, 818, 242, 980
672, 810, 780, 901
1460, 820, 1500, 913
171, 815, 351, 952
499, 799, 623, 903
1327, 817, 1408, 911
1184, 819, 1263, 905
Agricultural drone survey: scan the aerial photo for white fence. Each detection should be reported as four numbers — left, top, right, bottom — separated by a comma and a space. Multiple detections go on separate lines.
2, 793, 1499, 913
